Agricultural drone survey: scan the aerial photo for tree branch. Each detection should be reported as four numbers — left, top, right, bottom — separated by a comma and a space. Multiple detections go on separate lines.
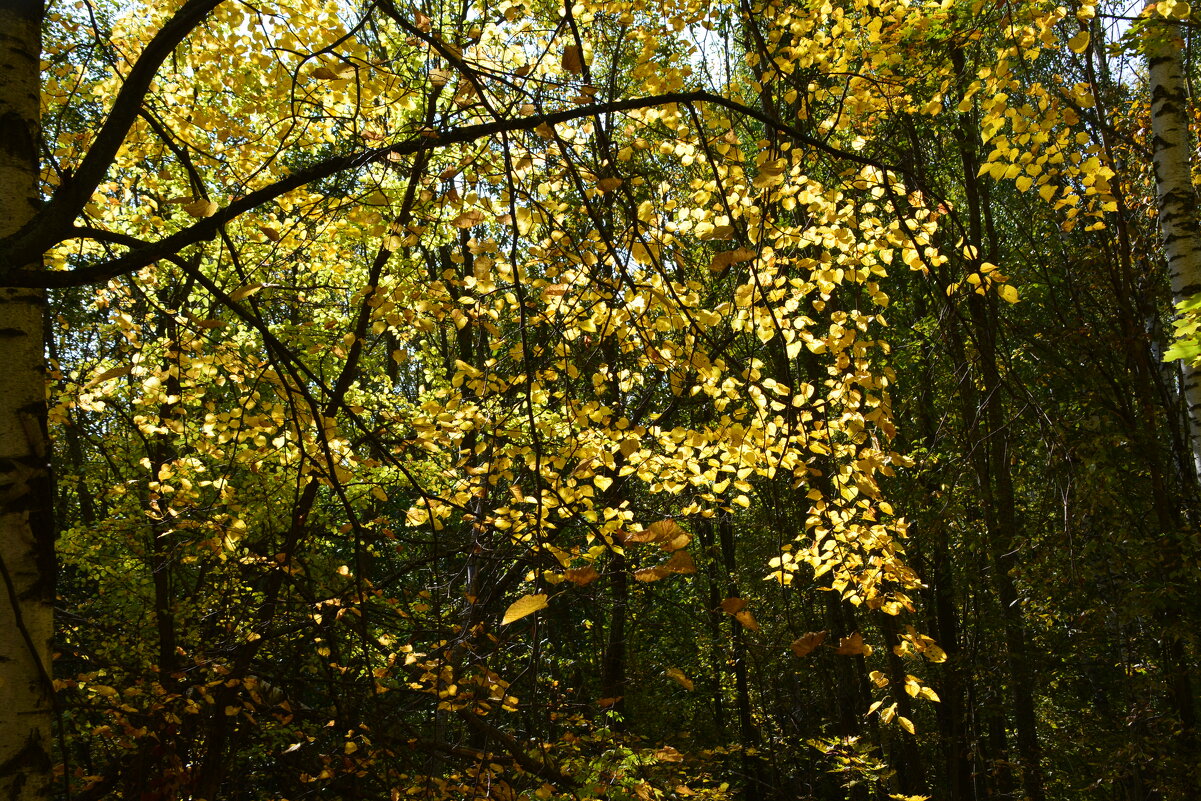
2, 90, 895, 287
0, 0, 226, 269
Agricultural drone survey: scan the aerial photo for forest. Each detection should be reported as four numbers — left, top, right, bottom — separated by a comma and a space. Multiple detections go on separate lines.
0, 0, 1199, 799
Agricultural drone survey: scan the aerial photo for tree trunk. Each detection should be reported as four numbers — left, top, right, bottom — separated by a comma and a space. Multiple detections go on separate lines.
0, 2, 54, 800
1148, 17, 1201, 478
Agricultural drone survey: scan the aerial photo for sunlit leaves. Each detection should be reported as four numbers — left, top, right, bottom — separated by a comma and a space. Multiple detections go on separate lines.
501, 594, 549, 625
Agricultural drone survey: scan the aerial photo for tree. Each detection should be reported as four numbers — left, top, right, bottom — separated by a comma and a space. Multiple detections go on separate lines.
2, 0, 930, 797
6, 0, 1201, 799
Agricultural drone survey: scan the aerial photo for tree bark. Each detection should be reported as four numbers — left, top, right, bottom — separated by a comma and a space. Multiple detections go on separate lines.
1148, 17, 1201, 478
0, 2, 54, 800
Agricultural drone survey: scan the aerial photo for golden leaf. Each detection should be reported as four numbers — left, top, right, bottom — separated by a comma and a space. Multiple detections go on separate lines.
182, 198, 218, 218
664, 550, 696, 574
86, 365, 132, 388
452, 210, 485, 228
564, 566, 599, 585
634, 566, 668, 582
790, 630, 827, 657
628, 519, 685, 544
720, 597, 747, 615
229, 283, 264, 302
501, 593, 548, 625
834, 632, 872, 656
654, 746, 683, 763
660, 532, 691, 552
734, 610, 760, 631
665, 667, 694, 690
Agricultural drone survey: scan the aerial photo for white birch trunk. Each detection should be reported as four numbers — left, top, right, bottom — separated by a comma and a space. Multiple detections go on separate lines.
1148, 18, 1201, 479
0, 2, 53, 800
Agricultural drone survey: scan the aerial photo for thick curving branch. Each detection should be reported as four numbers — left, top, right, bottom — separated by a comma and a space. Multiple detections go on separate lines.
2, 90, 895, 288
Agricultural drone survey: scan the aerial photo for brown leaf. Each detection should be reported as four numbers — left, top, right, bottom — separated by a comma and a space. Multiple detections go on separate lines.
627, 519, 685, 544
561, 45, 583, 74
665, 667, 694, 690
720, 597, 747, 615
564, 566, 599, 586
633, 566, 668, 582
790, 630, 827, 657
663, 550, 696, 574
654, 746, 684, 763
596, 177, 623, 193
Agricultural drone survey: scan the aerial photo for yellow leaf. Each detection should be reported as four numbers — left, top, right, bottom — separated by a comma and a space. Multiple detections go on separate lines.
597, 177, 623, 193
453, 210, 485, 228
501, 594, 548, 625
834, 632, 872, 656
698, 224, 735, 241
86, 365, 132, 388
259, 225, 281, 242
665, 667, 694, 690
734, 609, 760, 631
997, 284, 1019, 303
182, 198, 218, 218
922, 642, 948, 663
1067, 30, 1090, 54
720, 597, 747, 615
898, 716, 916, 735
229, 283, 264, 302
